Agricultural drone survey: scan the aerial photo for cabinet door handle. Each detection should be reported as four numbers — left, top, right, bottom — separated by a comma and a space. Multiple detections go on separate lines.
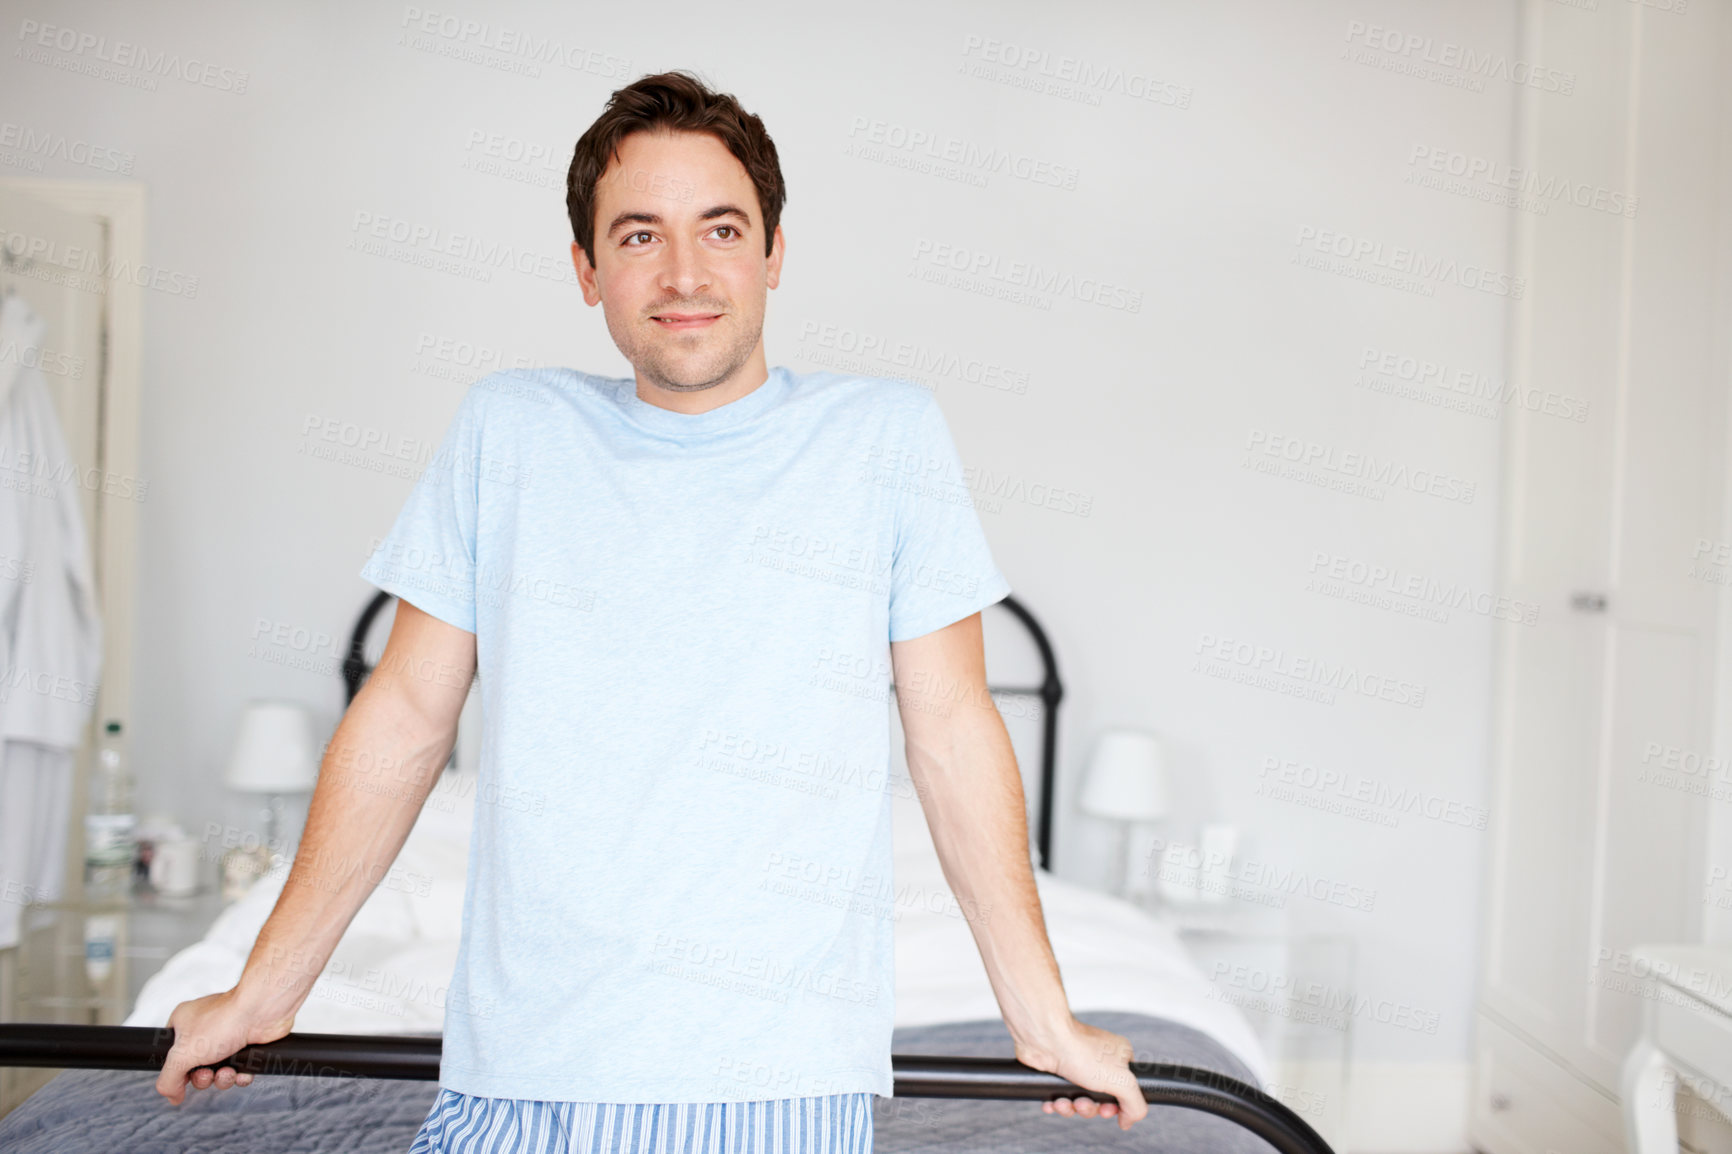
1489, 1092, 1511, 1112
1570, 592, 1608, 613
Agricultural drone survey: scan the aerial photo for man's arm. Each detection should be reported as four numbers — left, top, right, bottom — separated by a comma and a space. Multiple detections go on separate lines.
890, 611, 1149, 1130
155, 599, 476, 1104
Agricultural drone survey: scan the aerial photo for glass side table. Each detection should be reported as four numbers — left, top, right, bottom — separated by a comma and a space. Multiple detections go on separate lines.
1135, 892, 1356, 1149
8, 884, 229, 1024
0, 884, 230, 1118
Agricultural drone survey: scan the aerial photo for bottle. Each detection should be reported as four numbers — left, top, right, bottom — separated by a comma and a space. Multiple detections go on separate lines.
83, 720, 136, 903
84, 914, 119, 985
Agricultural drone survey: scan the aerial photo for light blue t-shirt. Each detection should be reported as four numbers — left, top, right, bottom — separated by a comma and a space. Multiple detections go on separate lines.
357, 364, 1012, 1103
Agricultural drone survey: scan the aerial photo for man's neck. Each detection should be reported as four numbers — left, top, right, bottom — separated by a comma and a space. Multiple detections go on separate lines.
635, 350, 771, 415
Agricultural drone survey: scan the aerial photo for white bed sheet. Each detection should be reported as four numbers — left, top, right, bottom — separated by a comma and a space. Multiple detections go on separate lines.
127, 767, 1269, 1085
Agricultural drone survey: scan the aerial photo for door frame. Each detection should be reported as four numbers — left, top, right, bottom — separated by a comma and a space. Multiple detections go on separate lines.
0, 177, 145, 874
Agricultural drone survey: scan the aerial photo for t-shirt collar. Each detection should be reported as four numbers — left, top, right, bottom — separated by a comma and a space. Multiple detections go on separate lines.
614, 365, 791, 438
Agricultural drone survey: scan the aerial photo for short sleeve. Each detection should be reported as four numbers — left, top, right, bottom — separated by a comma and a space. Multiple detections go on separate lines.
357, 389, 483, 634
886, 394, 1013, 642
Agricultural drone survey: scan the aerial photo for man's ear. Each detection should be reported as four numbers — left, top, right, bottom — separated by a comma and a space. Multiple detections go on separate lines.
765, 225, 785, 291
573, 242, 602, 306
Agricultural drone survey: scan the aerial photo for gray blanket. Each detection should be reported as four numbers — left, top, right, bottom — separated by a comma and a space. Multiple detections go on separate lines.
0, 1011, 1276, 1152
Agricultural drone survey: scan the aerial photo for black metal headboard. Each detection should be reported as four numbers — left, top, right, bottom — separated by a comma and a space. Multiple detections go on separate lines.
343, 591, 1065, 870
982, 594, 1065, 871
340, 590, 395, 708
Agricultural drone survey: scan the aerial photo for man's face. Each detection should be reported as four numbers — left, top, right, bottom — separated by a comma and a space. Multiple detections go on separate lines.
574, 129, 783, 393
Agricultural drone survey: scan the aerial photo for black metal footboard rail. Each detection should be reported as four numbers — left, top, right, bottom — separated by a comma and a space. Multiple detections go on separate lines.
0, 1024, 1334, 1154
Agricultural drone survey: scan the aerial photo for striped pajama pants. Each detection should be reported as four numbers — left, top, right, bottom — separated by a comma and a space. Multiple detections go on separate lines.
407, 1088, 876, 1154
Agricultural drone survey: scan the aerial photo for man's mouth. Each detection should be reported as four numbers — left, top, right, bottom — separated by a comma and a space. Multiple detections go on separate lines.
651, 311, 723, 330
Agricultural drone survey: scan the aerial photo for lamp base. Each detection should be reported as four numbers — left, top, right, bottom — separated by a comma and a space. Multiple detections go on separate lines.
220, 844, 272, 901
1121, 822, 1168, 899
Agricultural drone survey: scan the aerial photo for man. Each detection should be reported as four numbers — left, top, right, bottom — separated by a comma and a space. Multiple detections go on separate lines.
156, 70, 1147, 1150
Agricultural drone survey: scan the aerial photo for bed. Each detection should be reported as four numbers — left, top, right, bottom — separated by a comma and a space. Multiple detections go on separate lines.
0, 595, 1309, 1153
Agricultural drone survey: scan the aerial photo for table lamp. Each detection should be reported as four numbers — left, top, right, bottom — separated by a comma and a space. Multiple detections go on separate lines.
221, 700, 319, 897
1078, 729, 1171, 897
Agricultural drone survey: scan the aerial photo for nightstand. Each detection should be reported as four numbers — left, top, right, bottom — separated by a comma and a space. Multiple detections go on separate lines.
0, 884, 229, 1118
1135, 891, 1355, 1148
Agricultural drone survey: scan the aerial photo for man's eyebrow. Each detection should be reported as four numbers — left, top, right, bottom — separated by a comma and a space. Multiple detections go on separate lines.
698, 204, 751, 227
606, 210, 661, 238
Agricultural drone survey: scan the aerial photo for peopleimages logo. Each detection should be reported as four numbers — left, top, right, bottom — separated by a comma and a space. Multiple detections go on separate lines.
15, 18, 251, 92
1245, 428, 1478, 504
1193, 631, 1427, 709
348, 210, 578, 286
797, 321, 1030, 396
1257, 756, 1488, 831
1208, 963, 1439, 1033
1293, 226, 1525, 299
0, 227, 198, 298
957, 33, 1193, 109
1342, 20, 1575, 94
846, 116, 1081, 190
1356, 346, 1589, 423
910, 239, 1142, 313
1306, 550, 1537, 625
0, 121, 134, 173
1406, 145, 1638, 218
398, 7, 631, 79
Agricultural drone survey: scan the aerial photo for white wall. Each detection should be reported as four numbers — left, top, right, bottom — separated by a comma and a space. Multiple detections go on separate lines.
2, 0, 1553, 1145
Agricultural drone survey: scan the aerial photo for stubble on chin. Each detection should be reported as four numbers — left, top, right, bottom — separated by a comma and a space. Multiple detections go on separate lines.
611, 312, 762, 394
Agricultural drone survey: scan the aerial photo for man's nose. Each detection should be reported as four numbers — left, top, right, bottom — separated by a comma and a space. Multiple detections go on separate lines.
658, 234, 711, 299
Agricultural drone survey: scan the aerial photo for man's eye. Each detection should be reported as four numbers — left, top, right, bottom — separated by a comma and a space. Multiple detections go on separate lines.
624, 231, 654, 245
713, 225, 738, 240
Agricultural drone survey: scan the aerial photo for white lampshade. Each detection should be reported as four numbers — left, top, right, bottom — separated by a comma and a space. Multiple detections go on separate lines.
225, 700, 320, 793
1079, 729, 1170, 822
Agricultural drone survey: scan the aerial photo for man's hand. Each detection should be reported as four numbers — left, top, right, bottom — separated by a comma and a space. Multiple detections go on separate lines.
155, 988, 295, 1105
891, 617, 1150, 1132
1014, 1017, 1149, 1131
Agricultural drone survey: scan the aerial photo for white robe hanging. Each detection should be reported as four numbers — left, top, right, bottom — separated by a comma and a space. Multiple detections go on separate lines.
0, 292, 105, 949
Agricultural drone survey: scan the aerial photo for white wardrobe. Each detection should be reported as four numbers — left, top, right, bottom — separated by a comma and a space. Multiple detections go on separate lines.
1472, 3, 1732, 1152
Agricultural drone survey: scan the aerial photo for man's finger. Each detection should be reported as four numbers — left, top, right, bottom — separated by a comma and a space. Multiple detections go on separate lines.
155, 1071, 184, 1106
1087, 1054, 1148, 1126
156, 1047, 198, 1105
1125, 1076, 1151, 1118
1110, 1084, 1148, 1126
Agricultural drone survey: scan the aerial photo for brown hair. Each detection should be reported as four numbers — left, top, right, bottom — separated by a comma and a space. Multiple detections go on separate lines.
566, 70, 786, 267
